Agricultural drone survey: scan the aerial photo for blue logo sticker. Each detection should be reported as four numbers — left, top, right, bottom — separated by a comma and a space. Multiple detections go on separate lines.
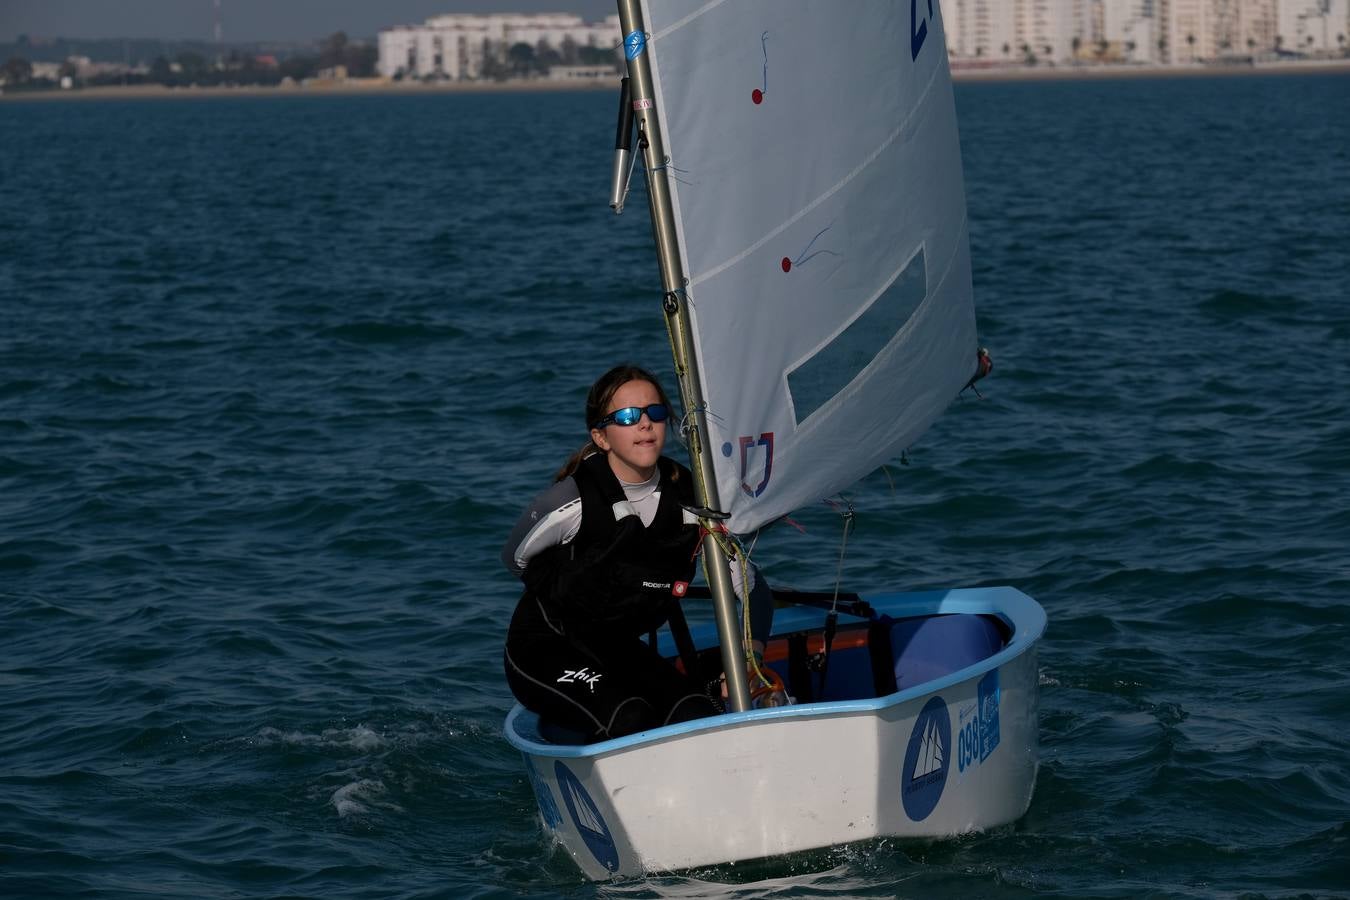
958, 669, 1001, 773
554, 761, 619, 872
526, 758, 562, 829
624, 30, 646, 60
901, 695, 950, 821
978, 668, 1001, 762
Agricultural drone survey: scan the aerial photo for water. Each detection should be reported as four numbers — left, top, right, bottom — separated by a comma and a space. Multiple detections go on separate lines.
2, 74, 1348, 898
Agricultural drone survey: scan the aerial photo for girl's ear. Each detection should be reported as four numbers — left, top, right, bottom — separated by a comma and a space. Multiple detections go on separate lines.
590, 427, 610, 452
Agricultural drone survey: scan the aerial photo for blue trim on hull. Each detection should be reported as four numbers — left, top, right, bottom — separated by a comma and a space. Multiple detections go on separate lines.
504, 585, 1045, 759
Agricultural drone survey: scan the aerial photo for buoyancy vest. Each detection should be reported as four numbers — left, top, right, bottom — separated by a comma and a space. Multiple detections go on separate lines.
523, 453, 701, 637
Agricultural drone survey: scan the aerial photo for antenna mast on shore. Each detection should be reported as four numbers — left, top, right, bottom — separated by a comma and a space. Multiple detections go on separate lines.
213, 0, 223, 65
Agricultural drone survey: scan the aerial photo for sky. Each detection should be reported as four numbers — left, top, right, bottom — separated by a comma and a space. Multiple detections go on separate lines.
0, 0, 618, 43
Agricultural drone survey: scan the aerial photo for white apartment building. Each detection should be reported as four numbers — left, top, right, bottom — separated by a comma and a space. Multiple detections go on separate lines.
1102, 0, 1159, 62
1167, 0, 1217, 60
945, 0, 1083, 62
1239, 0, 1280, 54
1277, 0, 1349, 52
945, 0, 1019, 61
944, 0, 1345, 64
377, 13, 622, 80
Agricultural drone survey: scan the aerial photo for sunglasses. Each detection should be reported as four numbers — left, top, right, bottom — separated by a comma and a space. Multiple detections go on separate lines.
593, 403, 670, 429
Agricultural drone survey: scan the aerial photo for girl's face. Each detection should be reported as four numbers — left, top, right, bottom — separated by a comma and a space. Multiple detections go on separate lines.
590, 379, 666, 483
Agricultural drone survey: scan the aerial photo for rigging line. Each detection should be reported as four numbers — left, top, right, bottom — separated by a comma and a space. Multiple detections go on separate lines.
620, 143, 640, 211
648, 160, 695, 188
688, 62, 944, 289
817, 498, 854, 696
720, 529, 772, 692
829, 498, 855, 616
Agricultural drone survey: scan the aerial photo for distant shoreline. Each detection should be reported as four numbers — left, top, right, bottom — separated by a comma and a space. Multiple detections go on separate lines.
3, 58, 1347, 101
0, 77, 614, 102
951, 58, 1350, 82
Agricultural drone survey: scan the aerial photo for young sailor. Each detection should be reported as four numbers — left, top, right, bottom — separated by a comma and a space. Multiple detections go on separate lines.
502, 364, 771, 741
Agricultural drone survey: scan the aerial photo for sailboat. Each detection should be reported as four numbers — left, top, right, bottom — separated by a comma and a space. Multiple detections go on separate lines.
504, 0, 1047, 879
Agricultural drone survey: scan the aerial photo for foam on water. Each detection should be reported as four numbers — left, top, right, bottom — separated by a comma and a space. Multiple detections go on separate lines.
330, 778, 402, 819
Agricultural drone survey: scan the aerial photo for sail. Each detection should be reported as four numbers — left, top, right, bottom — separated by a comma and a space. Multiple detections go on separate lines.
639, 0, 977, 534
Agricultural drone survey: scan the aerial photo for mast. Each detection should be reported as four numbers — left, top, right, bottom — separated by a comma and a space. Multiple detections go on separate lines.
615, 0, 751, 713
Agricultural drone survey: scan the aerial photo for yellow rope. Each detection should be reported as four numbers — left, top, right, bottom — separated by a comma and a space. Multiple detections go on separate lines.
666, 292, 772, 697
699, 523, 771, 693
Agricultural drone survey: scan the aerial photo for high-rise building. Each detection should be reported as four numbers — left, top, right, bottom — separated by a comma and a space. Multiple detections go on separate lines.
377, 13, 621, 81
1239, 0, 1279, 55
866, 0, 1332, 67
1167, 0, 1214, 61
1277, 0, 1350, 52
1102, 0, 1159, 61
944, 0, 1018, 61
945, 0, 1081, 63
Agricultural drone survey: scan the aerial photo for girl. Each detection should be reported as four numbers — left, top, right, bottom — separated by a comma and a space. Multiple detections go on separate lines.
502, 364, 771, 741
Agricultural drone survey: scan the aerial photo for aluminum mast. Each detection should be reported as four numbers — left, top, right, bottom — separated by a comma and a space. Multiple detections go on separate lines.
615, 0, 751, 713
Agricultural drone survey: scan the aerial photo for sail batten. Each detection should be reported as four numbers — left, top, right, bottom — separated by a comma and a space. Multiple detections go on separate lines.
641, 0, 975, 533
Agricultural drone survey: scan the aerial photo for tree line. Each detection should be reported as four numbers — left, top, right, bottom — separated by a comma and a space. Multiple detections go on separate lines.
1, 31, 376, 90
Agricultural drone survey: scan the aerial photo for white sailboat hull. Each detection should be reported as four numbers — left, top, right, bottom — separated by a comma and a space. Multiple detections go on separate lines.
505, 586, 1044, 878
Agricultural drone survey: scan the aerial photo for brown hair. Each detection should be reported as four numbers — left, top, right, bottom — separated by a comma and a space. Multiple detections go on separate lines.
553, 364, 676, 482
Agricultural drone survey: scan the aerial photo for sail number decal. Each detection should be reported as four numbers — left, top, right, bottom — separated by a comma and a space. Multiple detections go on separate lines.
957, 669, 1002, 773
911, 0, 934, 60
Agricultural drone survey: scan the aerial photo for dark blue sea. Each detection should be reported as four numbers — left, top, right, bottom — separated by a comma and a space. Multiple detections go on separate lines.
2, 73, 1348, 898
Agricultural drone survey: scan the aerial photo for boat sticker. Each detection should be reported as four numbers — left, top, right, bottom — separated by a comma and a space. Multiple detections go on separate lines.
624, 31, 646, 60
978, 668, 1001, 762
632, 98, 653, 110
526, 758, 562, 829
957, 670, 1002, 773
901, 695, 950, 821
554, 761, 619, 872
729, 432, 774, 497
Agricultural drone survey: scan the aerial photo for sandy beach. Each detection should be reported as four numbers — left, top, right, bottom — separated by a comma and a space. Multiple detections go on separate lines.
2, 57, 1347, 101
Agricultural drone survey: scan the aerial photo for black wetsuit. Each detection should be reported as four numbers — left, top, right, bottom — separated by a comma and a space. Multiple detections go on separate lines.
502, 454, 721, 741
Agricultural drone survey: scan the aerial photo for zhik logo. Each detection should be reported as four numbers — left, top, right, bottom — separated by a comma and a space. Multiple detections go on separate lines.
557, 667, 602, 692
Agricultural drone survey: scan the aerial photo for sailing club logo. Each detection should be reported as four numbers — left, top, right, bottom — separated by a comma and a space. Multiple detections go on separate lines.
624, 30, 646, 60
722, 433, 774, 498
554, 761, 620, 872
526, 759, 562, 829
901, 695, 951, 821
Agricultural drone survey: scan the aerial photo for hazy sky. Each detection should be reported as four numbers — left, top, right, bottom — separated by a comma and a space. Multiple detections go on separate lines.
0, 0, 619, 43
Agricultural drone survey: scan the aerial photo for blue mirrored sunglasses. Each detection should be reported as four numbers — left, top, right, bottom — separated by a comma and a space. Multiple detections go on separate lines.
593, 403, 670, 429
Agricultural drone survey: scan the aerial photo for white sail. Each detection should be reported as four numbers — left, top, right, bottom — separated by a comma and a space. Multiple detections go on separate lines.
640, 0, 977, 533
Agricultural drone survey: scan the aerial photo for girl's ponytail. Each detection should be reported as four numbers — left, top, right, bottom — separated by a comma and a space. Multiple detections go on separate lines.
554, 440, 598, 482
